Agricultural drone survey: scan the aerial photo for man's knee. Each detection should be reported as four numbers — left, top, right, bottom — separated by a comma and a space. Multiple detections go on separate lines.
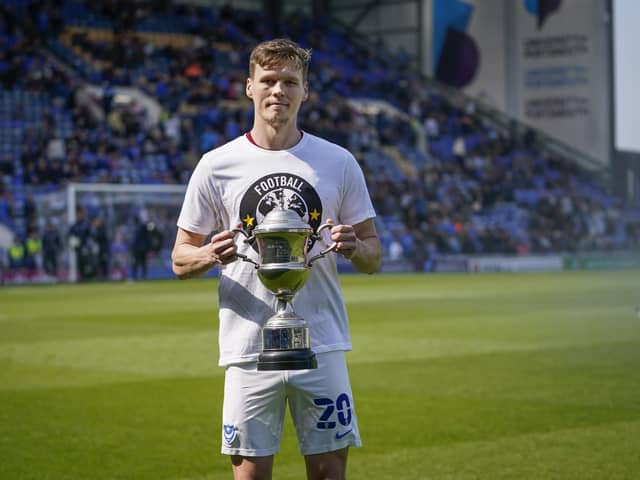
230, 455, 274, 480
304, 447, 349, 480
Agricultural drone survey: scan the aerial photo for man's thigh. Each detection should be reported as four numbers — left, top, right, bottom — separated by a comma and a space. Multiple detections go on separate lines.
221, 365, 287, 456
287, 351, 362, 456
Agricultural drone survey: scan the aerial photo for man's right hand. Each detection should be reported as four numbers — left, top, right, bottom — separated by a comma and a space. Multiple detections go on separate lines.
207, 230, 238, 266
172, 227, 239, 279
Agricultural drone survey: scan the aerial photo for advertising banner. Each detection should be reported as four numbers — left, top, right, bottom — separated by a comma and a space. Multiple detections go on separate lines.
513, 0, 608, 164
433, 255, 469, 273
432, 0, 507, 110
468, 255, 564, 272
564, 253, 640, 271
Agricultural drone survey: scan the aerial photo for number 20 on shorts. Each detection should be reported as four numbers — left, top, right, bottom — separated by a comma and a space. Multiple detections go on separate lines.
313, 393, 353, 429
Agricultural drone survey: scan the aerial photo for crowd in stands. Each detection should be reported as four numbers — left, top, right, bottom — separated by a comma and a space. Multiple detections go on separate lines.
1, 0, 639, 281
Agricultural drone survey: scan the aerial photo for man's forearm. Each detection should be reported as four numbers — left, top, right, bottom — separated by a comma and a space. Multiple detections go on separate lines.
172, 229, 238, 280
349, 237, 382, 274
171, 244, 218, 279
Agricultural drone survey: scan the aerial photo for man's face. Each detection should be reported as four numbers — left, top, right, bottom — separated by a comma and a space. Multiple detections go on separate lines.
246, 62, 308, 128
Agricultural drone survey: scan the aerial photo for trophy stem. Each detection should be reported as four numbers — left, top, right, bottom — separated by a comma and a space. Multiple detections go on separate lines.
276, 297, 289, 314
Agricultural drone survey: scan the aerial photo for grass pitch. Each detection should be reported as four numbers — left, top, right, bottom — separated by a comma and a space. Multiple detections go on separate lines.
1, 270, 639, 479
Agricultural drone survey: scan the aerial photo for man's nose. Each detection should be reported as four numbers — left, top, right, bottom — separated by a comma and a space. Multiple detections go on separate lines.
272, 81, 284, 95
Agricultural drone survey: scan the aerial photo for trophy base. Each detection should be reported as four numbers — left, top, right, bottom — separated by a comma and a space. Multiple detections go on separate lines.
257, 349, 318, 371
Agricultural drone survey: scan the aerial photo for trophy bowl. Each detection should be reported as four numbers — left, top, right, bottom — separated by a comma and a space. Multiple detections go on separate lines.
235, 207, 336, 370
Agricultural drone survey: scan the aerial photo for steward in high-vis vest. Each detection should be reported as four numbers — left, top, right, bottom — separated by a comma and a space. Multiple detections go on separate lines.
24, 231, 42, 271
8, 237, 25, 270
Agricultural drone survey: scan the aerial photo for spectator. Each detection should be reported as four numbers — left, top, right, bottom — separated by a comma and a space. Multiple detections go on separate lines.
24, 229, 42, 276
130, 215, 149, 280
42, 220, 62, 278
90, 216, 110, 280
68, 208, 94, 281
110, 229, 128, 280
388, 234, 404, 262
8, 235, 25, 275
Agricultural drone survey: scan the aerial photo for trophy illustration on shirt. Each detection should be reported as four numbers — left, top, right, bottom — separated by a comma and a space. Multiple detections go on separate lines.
234, 201, 336, 370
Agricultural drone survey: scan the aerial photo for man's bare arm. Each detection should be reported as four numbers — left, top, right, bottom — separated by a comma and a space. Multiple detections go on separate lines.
171, 228, 237, 280
329, 218, 382, 274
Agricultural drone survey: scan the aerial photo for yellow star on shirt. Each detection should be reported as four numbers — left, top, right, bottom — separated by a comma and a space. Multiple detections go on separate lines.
309, 209, 321, 221
243, 214, 255, 227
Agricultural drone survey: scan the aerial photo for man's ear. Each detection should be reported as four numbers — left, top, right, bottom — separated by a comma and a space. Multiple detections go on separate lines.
302, 82, 309, 102
246, 78, 253, 98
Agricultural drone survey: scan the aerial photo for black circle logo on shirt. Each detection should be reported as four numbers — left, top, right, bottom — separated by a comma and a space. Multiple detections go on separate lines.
239, 173, 323, 252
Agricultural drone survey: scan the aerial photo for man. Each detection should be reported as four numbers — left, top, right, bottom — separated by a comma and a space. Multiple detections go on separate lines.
130, 215, 149, 280
8, 235, 25, 277
68, 207, 93, 281
89, 216, 110, 280
42, 220, 62, 278
172, 38, 381, 480
24, 229, 42, 277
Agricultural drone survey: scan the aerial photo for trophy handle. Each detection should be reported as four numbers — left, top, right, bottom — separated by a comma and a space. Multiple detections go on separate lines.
233, 227, 255, 244
232, 228, 259, 267
307, 223, 338, 266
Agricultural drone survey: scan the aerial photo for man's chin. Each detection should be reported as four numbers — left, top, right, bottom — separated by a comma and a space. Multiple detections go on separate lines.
265, 115, 290, 127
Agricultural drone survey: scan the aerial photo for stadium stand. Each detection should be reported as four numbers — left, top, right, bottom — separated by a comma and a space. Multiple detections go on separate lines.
0, 0, 638, 282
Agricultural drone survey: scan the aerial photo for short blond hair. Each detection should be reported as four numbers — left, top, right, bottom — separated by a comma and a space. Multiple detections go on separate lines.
249, 38, 312, 81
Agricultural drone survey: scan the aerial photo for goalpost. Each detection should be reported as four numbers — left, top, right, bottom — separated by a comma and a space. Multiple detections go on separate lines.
34, 183, 187, 283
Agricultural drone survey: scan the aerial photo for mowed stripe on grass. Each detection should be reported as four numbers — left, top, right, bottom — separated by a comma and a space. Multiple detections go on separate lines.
0, 270, 639, 479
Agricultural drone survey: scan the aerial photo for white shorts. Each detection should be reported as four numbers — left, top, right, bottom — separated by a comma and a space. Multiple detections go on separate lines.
221, 350, 362, 456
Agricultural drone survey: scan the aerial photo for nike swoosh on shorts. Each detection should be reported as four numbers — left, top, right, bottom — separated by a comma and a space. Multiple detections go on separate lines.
335, 429, 353, 440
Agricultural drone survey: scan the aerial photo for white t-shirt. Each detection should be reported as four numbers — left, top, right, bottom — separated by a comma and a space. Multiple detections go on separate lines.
177, 132, 376, 366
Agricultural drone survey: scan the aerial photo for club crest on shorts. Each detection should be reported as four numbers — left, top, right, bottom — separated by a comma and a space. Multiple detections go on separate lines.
223, 423, 237, 446
239, 173, 323, 251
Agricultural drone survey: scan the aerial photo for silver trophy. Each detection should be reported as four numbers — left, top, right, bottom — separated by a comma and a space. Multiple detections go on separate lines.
234, 207, 336, 370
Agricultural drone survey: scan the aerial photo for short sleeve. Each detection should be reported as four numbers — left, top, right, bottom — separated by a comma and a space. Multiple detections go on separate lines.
339, 153, 376, 226
176, 157, 222, 235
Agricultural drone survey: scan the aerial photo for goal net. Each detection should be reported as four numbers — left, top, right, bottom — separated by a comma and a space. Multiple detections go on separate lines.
33, 183, 188, 282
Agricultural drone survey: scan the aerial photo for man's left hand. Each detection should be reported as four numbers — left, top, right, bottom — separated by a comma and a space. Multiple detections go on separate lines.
327, 221, 358, 259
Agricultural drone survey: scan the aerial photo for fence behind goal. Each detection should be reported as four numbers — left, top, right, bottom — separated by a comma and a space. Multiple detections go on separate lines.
33, 183, 188, 283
